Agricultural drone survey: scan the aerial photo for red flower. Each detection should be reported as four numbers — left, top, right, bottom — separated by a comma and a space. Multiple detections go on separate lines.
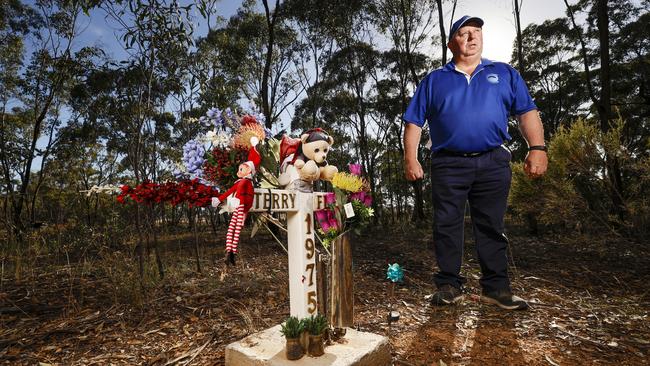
115, 180, 219, 207
241, 115, 257, 126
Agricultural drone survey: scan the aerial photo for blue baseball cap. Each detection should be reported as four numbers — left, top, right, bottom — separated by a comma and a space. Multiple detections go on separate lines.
450, 15, 484, 37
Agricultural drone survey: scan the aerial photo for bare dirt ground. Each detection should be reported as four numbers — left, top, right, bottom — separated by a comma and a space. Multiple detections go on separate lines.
1, 222, 649, 365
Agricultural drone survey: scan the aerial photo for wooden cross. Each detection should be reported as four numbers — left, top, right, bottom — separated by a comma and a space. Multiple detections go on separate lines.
249, 188, 328, 319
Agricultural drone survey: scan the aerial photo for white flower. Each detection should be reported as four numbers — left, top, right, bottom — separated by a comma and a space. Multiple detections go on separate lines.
196, 133, 210, 144
83, 184, 122, 196
214, 131, 231, 149
206, 130, 218, 143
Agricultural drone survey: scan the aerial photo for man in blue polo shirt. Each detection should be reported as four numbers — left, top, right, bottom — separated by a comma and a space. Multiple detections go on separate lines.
403, 15, 548, 310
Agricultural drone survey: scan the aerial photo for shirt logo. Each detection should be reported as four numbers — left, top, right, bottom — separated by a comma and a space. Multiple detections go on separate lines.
486, 74, 499, 84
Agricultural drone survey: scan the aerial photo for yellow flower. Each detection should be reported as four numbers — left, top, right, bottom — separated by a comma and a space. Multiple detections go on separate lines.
332, 172, 364, 193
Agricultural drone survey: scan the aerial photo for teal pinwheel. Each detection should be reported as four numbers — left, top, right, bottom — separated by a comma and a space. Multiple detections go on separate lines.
386, 263, 404, 283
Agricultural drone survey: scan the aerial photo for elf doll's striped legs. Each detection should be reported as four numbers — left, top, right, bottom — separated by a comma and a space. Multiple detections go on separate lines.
225, 205, 246, 254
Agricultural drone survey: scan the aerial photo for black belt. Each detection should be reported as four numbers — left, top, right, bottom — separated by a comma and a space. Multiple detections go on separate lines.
436, 147, 497, 157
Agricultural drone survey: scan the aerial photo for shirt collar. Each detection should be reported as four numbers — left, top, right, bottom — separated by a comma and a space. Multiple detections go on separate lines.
442, 58, 493, 72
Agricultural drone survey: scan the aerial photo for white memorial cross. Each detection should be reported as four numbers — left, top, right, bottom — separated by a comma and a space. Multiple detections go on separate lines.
249, 188, 328, 319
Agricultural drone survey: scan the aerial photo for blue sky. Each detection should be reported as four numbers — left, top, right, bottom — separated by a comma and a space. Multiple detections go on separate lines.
71, 0, 568, 64
74, 1, 243, 62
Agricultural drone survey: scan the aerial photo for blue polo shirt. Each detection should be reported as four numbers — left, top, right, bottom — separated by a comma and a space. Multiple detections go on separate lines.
403, 59, 537, 152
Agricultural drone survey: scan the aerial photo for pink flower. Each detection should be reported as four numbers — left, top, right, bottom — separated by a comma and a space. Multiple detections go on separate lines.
363, 193, 372, 207
349, 164, 362, 176
324, 192, 336, 205
315, 208, 341, 232
350, 191, 373, 207
328, 217, 340, 230
315, 209, 333, 231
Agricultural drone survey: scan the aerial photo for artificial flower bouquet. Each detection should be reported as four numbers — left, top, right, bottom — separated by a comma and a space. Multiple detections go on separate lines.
174, 107, 279, 190
314, 164, 374, 248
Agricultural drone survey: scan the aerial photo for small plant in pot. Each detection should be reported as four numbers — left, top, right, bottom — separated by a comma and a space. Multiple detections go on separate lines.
304, 314, 328, 356
280, 316, 305, 360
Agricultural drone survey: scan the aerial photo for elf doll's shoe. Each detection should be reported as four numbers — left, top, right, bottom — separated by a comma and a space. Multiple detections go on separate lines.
225, 251, 237, 266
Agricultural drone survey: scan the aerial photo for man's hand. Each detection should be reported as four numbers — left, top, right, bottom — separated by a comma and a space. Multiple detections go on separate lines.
524, 150, 548, 179
518, 110, 548, 179
403, 123, 424, 181
404, 158, 424, 181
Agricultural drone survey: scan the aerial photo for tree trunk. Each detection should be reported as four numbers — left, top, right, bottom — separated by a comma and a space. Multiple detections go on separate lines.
596, 0, 612, 130
436, 0, 447, 64
566, 0, 624, 221
399, 0, 420, 85
514, 0, 525, 73
261, 0, 280, 129
596, 0, 625, 220
564, 0, 598, 106
449, 0, 458, 36
192, 206, 202, 273
410, 180, 425, 222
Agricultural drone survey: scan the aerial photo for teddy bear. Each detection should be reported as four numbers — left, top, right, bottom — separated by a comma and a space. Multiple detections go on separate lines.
278, 128, 338, 192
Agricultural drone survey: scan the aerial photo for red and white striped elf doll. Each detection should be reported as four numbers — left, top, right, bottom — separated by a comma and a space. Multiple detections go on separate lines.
211, 137, 261, 265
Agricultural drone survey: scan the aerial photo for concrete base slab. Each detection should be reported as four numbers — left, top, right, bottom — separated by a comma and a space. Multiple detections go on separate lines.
225, 325, 391, 366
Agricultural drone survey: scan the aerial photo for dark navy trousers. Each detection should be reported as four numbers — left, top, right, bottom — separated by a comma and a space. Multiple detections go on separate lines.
430, 146, 512, 293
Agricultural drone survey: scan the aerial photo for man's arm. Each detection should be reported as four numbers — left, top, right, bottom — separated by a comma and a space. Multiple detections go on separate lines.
404, 123, 424, 181
517, 110, 548, 178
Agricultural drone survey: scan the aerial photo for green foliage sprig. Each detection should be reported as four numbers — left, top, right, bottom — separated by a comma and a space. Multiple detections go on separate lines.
303, 314, 328, 336
280, 316, 305, 339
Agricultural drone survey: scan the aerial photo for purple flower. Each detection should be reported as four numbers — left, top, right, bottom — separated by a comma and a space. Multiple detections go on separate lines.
182, 139, 205, 176
324, 192, 336, 205
349, 163, 362, 176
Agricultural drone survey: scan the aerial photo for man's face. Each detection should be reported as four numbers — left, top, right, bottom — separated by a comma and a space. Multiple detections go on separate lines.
448, 21, 483, 59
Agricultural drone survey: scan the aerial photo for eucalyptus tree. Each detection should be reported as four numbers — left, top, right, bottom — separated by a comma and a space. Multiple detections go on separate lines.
0, 0, 101, 240
374, 48, 432, 222
195, 0, 304, 129
562, 0, 650, 221
1, 0, 40, 232
100, 0, 194, 184
513, 18, 588, 142
93, 0, 195, 278
373, 0, 437, 85
282, 0, 337, 128
372, 0, 439, 222
508, 0, 650, 232
303, 40, 399, 220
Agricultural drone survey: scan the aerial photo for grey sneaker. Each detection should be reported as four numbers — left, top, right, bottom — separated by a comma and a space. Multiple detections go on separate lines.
481, 289, 529, 310
431, 284, 464, 305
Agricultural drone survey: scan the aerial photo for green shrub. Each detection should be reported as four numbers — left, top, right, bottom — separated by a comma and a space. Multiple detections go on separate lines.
509, 117, 650, 239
